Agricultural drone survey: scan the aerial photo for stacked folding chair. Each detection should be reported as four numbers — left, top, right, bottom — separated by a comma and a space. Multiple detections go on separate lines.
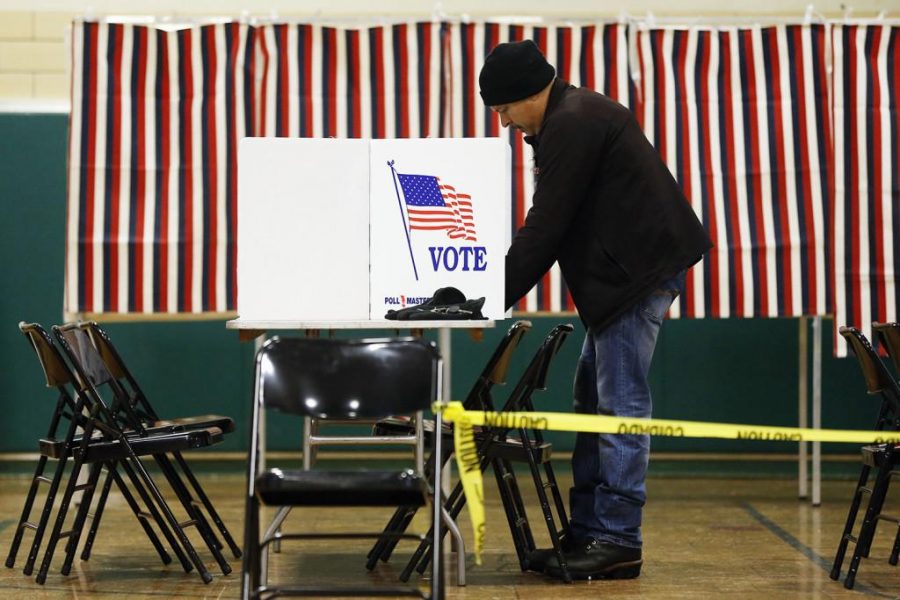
484, 324, 574, 582
366, 320, 532, 582
830, 325, 900, 589
53, 323, 237, 579
7, 322, 174, 582
376, 323, 576, 584
4, 322, 229, 585
76, 321, 242, 561
874, 323, 900, 374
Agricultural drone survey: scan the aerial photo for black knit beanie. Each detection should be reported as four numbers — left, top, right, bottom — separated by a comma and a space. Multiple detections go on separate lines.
479, 40, 555, 106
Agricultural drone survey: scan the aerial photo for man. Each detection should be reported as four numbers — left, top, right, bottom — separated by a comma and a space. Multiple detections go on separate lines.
479, 40, 712, 580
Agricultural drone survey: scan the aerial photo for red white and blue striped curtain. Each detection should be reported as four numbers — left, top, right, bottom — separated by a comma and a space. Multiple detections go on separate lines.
635, 24, 833, 319
65, 21, 255, 318
253, 22, 446, 139
831, 24, 900, 356
63, 18, 899, 353
444, 21, 632, 313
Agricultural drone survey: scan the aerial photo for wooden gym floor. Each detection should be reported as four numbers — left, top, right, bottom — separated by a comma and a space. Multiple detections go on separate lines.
1, 464, 899, 599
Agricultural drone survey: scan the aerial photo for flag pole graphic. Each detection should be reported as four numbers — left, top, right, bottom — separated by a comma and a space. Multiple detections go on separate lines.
388, 160, 419, 281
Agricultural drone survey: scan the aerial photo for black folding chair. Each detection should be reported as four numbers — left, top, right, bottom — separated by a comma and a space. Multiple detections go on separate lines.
830, 326, 900, 589
6, 323, 220, 585
241, 336, 445, 600
75, 320, 241, 559
7, 322, 173, 581
398, 324, 575, 584
873, 322, 900, 375
366, 320, 532, 578
53, 323, 231, 583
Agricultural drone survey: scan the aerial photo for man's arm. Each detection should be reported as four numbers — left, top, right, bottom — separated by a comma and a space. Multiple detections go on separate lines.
505, 113, 603, 308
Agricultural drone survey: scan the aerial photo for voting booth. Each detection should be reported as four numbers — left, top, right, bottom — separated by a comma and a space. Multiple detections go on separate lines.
237, 138, 510, 321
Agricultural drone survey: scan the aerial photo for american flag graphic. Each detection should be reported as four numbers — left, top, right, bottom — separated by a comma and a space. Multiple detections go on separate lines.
398, 173, 477, 241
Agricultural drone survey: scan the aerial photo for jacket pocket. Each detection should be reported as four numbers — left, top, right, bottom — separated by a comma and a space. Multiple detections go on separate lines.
602, 247, 631, 282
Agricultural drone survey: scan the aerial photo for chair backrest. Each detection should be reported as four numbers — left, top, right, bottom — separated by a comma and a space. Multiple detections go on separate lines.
482, 321, 532, 386
53, 323, 143, 434
53, 324, 117, 389
874, 322, 900, 375
18, 322, 88, 438
462, 320, 531, 411
839, 326, 898, 396
256, 336, 441, 419
531, 324, 574, 392
80, 321, 130, 380
20, 322, 118, 442
77, 321, 158, 422
498, 324, 574, 413
19, 322, 76, 389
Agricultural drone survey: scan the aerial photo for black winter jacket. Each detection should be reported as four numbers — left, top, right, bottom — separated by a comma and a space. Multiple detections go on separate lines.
505, 79, 713, 332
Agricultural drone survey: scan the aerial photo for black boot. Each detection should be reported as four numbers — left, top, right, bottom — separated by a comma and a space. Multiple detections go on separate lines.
524, 533, 578, 572
544, 537, 642, 580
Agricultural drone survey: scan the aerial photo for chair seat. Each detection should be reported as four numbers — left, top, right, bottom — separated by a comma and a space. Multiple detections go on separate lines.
256, 469, 428, 507
56, 423, 187, 448
861, 443, 900, 468
374, 416, 450, 438
374, 416, 492, 439
486, 439, 553, 463
374, 417, 553, 464
153, 414, 236, 434
40, 426, 224, 461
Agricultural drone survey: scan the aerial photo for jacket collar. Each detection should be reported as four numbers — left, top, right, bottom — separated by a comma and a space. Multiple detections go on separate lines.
523, 78, 570, 148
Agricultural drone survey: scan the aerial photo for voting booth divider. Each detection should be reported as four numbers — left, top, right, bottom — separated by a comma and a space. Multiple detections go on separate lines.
237, 137, 510, 321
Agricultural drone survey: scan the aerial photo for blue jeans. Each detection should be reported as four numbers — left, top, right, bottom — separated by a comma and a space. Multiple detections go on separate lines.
569, 272, 684, 548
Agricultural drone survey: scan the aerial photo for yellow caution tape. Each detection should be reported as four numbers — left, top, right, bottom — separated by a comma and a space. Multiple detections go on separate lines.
433, 400, 900, 563
453, 413, 485, 565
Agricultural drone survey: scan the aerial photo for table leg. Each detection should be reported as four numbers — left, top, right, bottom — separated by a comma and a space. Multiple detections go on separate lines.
812, 316, 822, 507
255, 335, 267, 471
438, 329, 452, 495
798, 317, 808, 500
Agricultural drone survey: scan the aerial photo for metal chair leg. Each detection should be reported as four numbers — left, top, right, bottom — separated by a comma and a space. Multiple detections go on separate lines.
366, 505, 413, 569
241, 495, 261, 600
6, 455, 59, 571
118, 459, 193, 573
441, 506, 466, 586
34, 457, 95, 584
845, 464, 892, 589
260, 505, 292, 586
125, 453, 214, 583
175, 452, 243, 558
368, 448, 450, 568
60, 462, 104, 576
492, 459, 533, 569
521, 432, 570, 583
20, 452, 76, 576
102, 466, 172, 565
154, 453, 232, 576
831, 465, 872, 579
78, 462, 116, 561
